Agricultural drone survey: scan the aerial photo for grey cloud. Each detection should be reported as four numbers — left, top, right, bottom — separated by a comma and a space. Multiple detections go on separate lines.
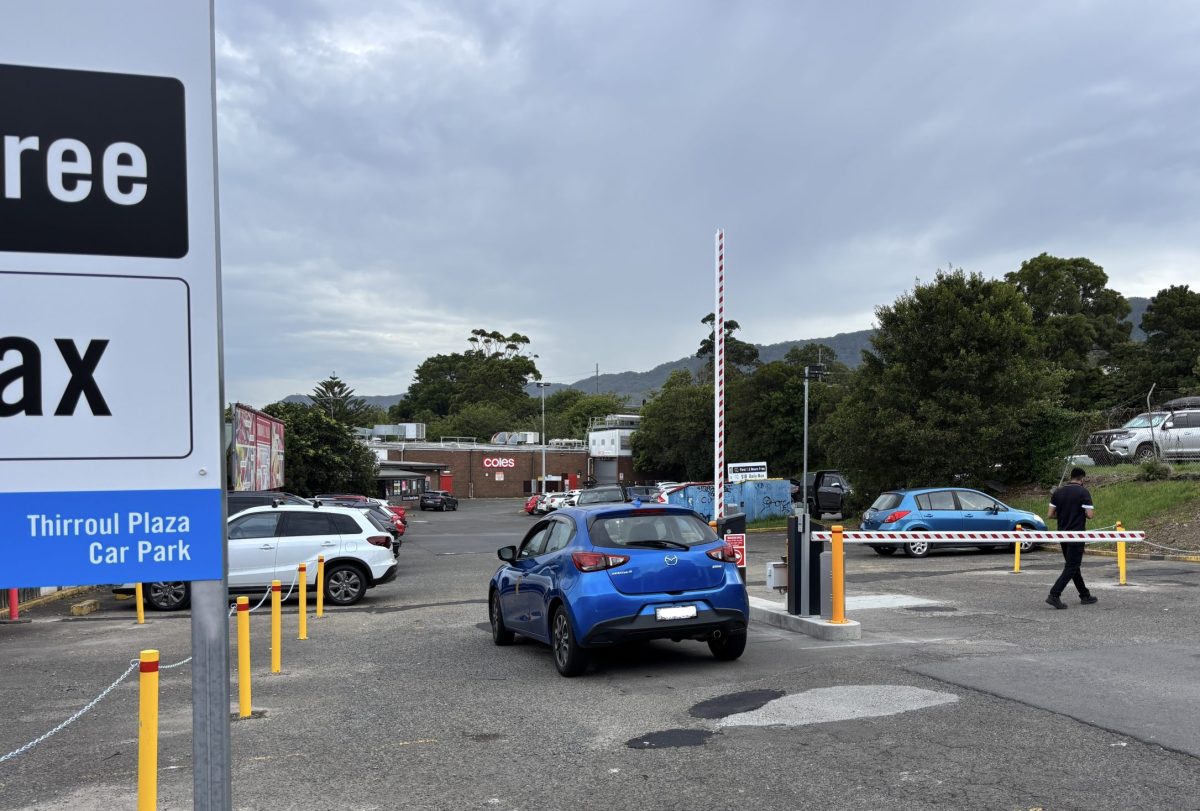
214, 0, 1200, 404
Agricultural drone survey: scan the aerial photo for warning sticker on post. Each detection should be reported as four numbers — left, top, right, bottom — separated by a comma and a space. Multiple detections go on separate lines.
725, 533, 746, 567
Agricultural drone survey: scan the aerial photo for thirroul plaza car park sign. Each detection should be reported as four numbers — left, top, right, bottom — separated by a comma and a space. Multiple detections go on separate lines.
0, 3, 224, 588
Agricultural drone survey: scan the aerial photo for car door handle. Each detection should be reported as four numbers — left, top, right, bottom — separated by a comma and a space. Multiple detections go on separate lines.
320, 541, 336, 547
259, 544, 275, 550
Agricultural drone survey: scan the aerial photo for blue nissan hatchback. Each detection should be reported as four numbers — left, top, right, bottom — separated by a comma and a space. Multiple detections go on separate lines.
860, 487, 1047, 557
489, 503, 749, 676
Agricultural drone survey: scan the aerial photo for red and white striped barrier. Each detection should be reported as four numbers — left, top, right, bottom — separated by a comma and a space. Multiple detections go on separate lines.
811, 530, 1146, 543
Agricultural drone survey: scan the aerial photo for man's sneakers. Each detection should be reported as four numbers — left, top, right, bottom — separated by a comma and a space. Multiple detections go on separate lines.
1080, 595, 1099, 605
1045, 595, 1068, 610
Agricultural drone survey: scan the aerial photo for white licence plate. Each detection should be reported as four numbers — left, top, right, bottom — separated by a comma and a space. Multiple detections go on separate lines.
655, 605, 697, 621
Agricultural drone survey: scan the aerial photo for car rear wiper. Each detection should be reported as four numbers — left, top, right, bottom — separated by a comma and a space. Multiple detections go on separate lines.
625, 539, 690, 550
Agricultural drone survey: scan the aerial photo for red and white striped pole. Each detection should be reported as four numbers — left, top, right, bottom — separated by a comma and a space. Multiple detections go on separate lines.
713, 229, 725, 521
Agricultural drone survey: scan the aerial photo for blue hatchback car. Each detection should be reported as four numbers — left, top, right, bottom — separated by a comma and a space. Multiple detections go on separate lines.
860, 487, 1047, 558
488, 503, 749, 676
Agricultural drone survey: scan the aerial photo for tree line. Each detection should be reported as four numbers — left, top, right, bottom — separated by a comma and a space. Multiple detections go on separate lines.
633, 253, 1200, 503
254, 255, 1200, 501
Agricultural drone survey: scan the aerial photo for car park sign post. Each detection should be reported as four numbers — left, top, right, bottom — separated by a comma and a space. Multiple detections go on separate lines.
0, 3, 224, 587
0, 4, 230, 808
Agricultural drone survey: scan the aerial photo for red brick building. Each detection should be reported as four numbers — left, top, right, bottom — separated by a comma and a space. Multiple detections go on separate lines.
377, 441, 589, 499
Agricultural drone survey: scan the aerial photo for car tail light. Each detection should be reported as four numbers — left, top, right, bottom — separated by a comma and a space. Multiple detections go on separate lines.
707, 543, 738, 563
367, 534, 392, 548
571, 551, 630, 572
882, 510, 910, 524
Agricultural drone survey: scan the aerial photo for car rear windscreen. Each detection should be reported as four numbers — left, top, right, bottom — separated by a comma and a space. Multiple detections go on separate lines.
590, 513, 717, 548
869, 493, 903, 511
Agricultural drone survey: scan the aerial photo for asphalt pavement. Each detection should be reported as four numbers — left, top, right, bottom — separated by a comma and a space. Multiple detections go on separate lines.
3, 499, 1200, 810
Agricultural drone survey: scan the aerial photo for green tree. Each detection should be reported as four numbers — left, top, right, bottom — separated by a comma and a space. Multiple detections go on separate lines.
697, 313, 761, 378
438, 401, 517, 440
1005, 253, 1132, 408
631, 370, 713, 481
1137, 285, 1200, 398
261, 401, 378, 497
727, 345, 847, 475
823, 269, 1070, 499
401, 329, 540, 417
310, 374, 374, 425
543, 390, 628, 440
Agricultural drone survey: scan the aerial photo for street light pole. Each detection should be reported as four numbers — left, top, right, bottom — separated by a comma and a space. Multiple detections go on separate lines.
537, 382, 551, 494
801, 364, 825, 515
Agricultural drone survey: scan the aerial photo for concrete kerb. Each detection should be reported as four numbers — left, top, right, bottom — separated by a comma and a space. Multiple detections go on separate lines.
749, 596, 862, 640
1, 585, 99, 620
1087, 548, 1200, 564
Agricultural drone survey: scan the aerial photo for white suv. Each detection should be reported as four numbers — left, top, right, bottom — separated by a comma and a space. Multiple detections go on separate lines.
117, 504, 398, 610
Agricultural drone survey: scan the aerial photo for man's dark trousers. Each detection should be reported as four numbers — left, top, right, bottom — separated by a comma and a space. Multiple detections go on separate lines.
1051, 542, 1090, 598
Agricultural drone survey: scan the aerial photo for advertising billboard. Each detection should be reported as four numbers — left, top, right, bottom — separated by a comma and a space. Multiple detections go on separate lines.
232, 405, 285, 490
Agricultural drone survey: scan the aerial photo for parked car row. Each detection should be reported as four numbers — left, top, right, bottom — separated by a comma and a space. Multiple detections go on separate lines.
523, 484, 658, 516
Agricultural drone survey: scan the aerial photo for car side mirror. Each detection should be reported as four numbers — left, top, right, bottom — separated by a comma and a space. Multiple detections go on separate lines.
497, 546, 517, 562
1162, 421, 1174, 430
831, 482, 843, 489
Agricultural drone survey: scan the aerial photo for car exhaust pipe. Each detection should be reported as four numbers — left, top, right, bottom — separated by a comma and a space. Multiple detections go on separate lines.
712, 629, 723, 640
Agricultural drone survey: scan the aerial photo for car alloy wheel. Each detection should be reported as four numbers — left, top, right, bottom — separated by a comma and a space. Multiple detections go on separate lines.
490, 591, 514, 646
903, 540, 930, 558
551, 606, 588, 677
146, 581, 190, 611
1134, 445, 1157, 462
324, 564, 366, 606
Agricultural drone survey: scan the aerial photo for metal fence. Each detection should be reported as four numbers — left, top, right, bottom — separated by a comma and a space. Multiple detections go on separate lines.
1, 587, 47, 613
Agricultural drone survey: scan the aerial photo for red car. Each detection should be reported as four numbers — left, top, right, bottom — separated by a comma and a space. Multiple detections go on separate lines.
385, 504, 408, 528
524, 493, 550, 515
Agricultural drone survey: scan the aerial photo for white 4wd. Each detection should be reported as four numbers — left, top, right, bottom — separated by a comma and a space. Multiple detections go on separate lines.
121, 504, 398, 610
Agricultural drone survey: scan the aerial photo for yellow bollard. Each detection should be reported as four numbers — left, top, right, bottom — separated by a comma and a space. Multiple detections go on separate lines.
1117, 520, 1127, 585
270, 580, 281, 674
1013, 526, 1023, 574
236, 596, 251, 718
830, 525, 848, 624
137, 649, 160, 811
316, 555, 325, 618
135, 583, 145, 625
298, 563, 308, 641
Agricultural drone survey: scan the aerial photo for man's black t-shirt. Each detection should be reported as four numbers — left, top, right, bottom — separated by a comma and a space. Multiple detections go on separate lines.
1050, 482, 1093, 531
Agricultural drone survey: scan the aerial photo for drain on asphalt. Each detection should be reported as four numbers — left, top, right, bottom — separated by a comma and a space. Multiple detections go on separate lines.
626, 729, 714, 749
688, 689, 786, 720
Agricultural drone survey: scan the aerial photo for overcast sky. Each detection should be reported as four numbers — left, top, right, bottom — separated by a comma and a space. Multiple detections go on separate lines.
215, 0, 1200, 406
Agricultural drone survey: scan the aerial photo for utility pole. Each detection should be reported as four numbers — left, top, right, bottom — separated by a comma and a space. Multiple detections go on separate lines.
594, 363, 599, 395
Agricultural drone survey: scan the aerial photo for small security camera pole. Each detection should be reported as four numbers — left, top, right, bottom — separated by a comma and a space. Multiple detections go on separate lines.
801, 364, 827, 513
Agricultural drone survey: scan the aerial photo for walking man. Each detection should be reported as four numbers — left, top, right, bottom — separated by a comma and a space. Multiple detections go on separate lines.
1046, 467, 1097, 609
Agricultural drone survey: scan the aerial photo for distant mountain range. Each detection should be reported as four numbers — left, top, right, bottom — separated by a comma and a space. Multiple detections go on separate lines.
284, 297, 1150, 409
